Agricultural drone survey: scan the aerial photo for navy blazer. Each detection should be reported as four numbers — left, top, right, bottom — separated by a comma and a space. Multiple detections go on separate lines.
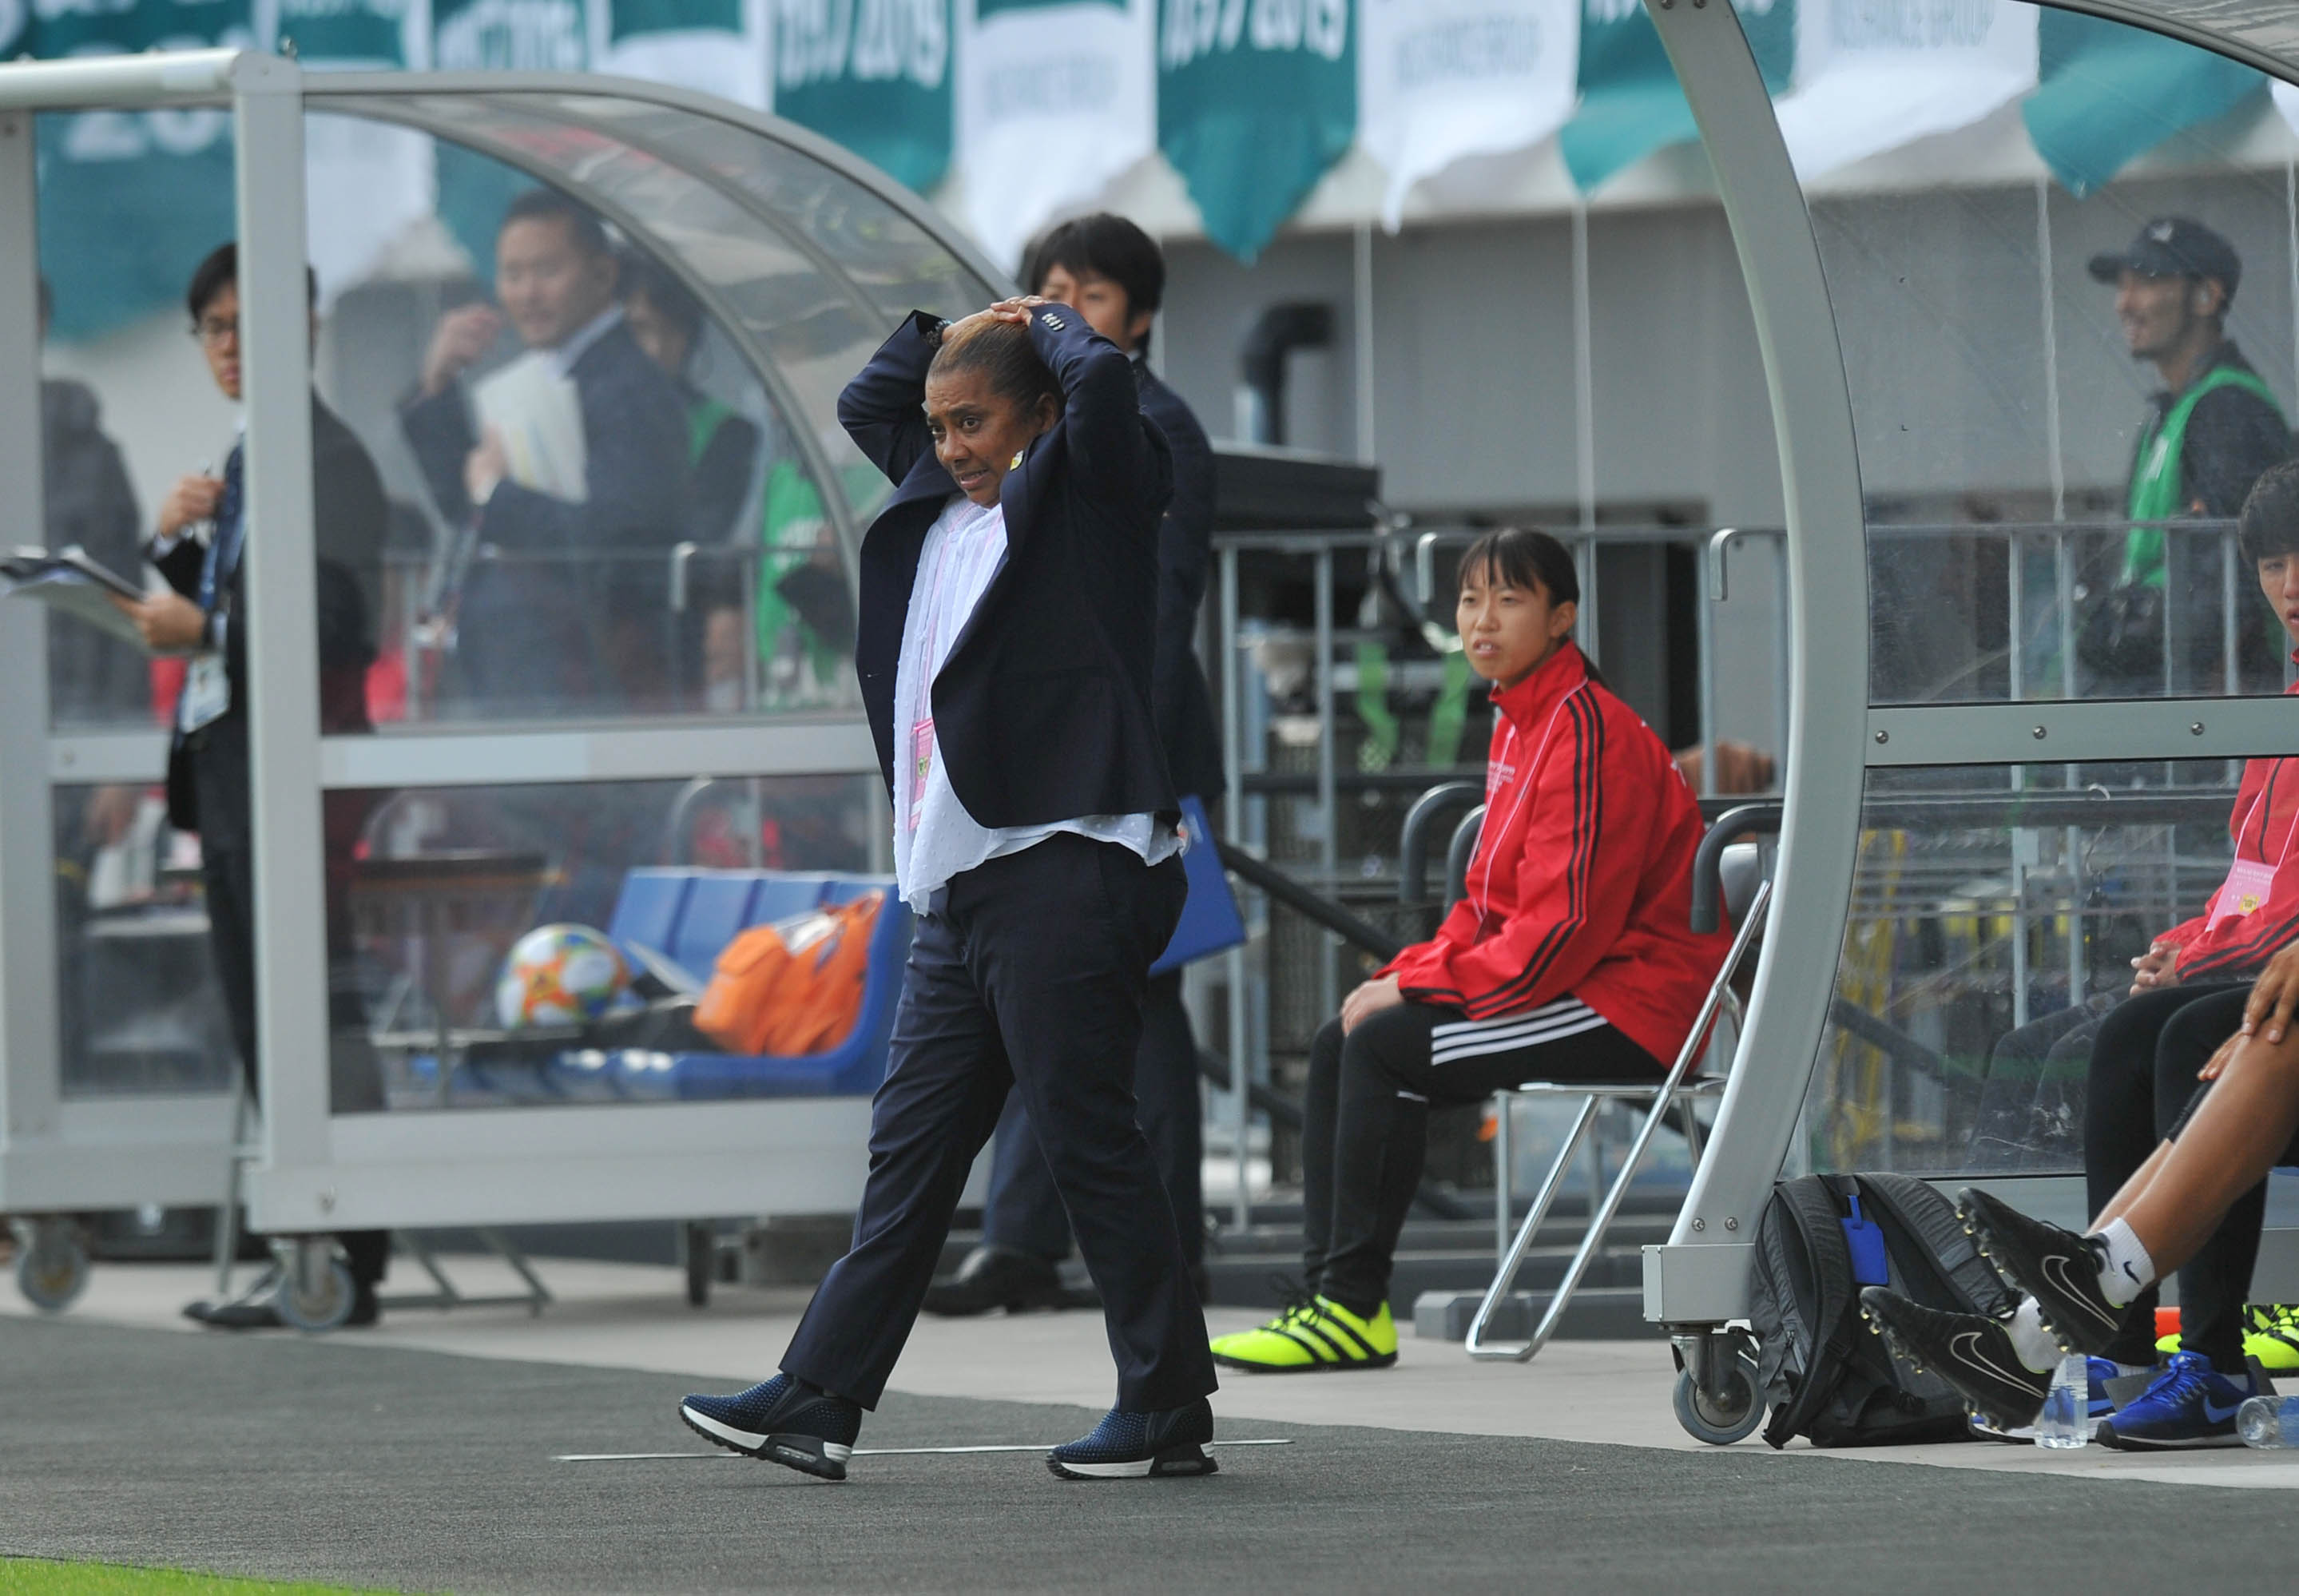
1137, 361, 1223, 803
399, 317, 690, 554
399, 317, 692, 706
841, 307, 1177, 829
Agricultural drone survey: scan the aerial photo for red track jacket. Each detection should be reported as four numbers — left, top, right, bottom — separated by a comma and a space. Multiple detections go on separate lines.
1381, 644, 1733, 1066
2162, 675, 2299, 981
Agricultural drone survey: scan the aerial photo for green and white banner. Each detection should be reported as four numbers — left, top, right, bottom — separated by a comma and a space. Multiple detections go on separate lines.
1158, 0, 1352, 264
770, 0, 954, 193
28, 0, 252, 341
594, 0, 768, 108
1558, 0, 1792, 194
1358, 0, 1575, 232
1769, 0, 2035, 182
956, 0, 1152, 271
2022, 10, 2261, 198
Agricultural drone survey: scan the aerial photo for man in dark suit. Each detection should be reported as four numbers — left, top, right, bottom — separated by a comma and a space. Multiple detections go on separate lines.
927, 214, 1224, 1316
679, 299, 1218, 1482
399, 188, 690, 715
110, 244, 391, 1327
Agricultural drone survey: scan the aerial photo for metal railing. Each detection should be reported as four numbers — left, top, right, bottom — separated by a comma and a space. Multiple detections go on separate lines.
375, 542, 856, 725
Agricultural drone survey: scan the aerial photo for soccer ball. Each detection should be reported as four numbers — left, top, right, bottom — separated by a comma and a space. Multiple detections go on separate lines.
495, 924, 629, 1030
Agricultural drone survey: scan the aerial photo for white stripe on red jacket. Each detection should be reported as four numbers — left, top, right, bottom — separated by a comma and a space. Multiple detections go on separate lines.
1380, 643, 1734, 1068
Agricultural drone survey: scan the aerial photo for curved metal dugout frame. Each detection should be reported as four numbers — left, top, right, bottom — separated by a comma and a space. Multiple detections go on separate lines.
1635, 0, 1868, 1323
1641, 0, 2299, 1327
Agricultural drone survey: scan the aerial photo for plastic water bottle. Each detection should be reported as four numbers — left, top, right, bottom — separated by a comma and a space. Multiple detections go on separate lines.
2237, 1395, 2299, 1448
2035, 1355, 2089, 1449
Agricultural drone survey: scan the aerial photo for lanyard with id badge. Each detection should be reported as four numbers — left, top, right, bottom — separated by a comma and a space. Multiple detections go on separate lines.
179, 450, 244, 735
2206, 766, 2297, 931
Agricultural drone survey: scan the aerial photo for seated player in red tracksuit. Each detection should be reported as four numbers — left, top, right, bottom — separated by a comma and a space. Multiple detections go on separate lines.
1213, 526, 1734, 1372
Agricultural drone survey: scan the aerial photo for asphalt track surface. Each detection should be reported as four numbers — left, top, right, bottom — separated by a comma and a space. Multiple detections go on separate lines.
0, 1316, 2287, 1594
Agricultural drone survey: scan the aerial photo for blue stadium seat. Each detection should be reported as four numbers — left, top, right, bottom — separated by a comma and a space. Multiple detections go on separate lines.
669, 873, 764, 982
606, 867, 693, 961
745, 874, 834, 927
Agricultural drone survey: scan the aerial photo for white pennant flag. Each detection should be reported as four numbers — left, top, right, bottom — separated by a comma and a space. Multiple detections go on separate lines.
590, 0, 769, 110
1358, 0, 1578, 232
1771, 0, 2039, 183
955, 0, 1154, 272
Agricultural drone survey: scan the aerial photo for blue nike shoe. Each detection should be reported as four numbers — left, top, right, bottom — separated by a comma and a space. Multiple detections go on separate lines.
1968, 1355, 2134, 1443
2096, 1351, 2261, 1450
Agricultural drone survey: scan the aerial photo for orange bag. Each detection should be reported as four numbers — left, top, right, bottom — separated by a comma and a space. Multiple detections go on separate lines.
693, 891, 883, 1057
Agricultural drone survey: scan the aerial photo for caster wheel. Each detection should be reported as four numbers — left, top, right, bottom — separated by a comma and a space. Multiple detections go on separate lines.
275, 1251, 355, 1333
683, 1221, 713, 1308
1674, 1345, 1763, 1445
14, 1221, 90, 1314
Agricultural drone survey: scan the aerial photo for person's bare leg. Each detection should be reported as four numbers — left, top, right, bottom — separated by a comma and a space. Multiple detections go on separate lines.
2115, 1029, 2299, 1276
2087, 1138, 2173, 1233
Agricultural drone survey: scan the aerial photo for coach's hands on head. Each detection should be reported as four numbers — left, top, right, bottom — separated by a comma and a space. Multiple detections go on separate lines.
1340, 975, 1404, 1034
2202, 940, 2299, 1080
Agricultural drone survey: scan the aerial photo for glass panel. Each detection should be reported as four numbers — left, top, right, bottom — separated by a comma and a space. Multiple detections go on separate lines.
305, 114, 867, 721
52, 782, 234, 1099
34, 105, 239, 733
1799, 0, 2298, 705
1807, 761, 2277, 1177
339, 773, 888, 1113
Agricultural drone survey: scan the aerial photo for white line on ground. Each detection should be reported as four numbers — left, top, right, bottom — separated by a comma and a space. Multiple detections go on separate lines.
554, 1439, 1295, 1462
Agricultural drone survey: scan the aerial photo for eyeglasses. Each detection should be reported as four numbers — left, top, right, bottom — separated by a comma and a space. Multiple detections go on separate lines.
193, 316, 238, 347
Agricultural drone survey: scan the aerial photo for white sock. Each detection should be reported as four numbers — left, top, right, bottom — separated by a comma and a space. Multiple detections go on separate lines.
2005, 1296, 2061, 1373
2093, 1218, 2156, 1308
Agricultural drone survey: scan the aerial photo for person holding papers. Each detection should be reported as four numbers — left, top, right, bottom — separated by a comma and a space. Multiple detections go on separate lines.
111, 244, 391, 1330
399, 188, 691, 715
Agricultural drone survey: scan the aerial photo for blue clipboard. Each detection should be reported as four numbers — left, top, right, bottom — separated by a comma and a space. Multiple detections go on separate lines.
1152, 794, 1247, 975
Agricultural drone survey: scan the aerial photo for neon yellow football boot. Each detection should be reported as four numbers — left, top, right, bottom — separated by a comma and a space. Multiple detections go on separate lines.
2153, 1303, 2299, 1372
1209, 1293, 1398, 1373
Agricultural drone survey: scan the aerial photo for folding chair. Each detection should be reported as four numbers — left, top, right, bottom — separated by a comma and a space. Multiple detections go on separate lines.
1463, 843, 1773, 1361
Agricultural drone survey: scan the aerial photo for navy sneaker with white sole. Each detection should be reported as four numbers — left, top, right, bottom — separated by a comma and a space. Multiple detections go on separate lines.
1859, 1285, 2051, 1433
680, 1373, 862, 1481
1046, 1397, 1217, 1481
2098, 1352, 2262, 1451
1956, 1188, 2126, 1357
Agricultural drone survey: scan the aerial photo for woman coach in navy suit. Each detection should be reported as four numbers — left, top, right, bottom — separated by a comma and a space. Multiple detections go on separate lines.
678, 296, 1220, 1483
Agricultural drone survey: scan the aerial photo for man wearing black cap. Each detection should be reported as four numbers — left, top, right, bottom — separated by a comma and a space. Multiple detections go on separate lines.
2086, 216, 2290, 693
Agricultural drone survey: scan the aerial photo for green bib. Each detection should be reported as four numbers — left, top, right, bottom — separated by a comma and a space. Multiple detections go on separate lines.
686, 397, 736, 465
2122, 365, 2283, 587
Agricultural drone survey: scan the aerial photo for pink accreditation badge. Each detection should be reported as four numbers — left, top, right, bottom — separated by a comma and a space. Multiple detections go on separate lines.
909, 719, 933, 833
2206, 769, 2297, 931
2207, 858, 2278, 932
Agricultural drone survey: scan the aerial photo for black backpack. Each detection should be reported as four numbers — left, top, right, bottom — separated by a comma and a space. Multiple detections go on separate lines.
1748, 1173, 2015, 1449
